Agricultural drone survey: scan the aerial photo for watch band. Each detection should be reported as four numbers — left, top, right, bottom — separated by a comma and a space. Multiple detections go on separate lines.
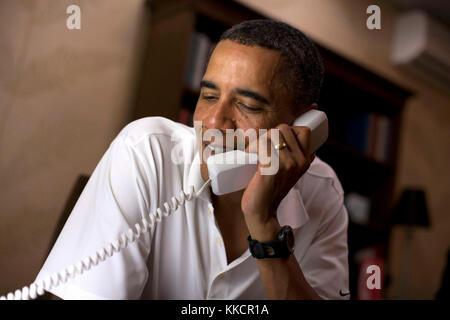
247, 226, 294, 259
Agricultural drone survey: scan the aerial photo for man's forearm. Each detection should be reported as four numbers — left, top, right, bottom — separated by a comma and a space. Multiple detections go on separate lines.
256, 254, 321, 300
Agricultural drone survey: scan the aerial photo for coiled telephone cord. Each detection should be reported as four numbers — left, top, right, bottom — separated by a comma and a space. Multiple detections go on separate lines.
0, 179, 211, 300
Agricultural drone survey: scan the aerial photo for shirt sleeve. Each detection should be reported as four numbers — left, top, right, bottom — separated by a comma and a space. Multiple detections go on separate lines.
34, 135, 154, 300
300, 196, 350, 300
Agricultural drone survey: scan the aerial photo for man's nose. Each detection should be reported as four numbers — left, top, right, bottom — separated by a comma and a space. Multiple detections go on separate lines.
203, 98, 235, 130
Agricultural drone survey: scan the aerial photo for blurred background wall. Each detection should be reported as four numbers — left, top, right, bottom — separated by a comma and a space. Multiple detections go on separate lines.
0, 0, 150, 293
0, 0, 448, 299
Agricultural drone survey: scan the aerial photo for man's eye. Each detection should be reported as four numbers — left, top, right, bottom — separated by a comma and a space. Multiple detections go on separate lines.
237, 101, 263, 113
202, 95, 218, 101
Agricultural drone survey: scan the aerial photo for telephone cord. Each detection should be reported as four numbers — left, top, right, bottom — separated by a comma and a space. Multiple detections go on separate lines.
0, 179, 211, 300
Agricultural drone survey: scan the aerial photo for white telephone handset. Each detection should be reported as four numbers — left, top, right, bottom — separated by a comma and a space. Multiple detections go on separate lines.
207, 109, 328, 195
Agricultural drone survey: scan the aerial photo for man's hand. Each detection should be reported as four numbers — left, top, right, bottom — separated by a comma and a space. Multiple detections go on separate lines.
241, 124, 315, 241
240, 124, 321, 300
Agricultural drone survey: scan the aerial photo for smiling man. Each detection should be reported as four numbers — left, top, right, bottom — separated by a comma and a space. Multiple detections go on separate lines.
35, 20, 349, 300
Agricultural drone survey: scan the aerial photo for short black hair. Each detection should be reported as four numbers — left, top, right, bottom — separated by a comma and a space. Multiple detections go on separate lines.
220, 19, 324, 111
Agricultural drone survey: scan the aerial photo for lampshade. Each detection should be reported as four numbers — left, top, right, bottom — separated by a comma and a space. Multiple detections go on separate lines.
391, 188, 430, 227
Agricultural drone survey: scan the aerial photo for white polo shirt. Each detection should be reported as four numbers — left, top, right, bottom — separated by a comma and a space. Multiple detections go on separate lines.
35, 117, 349, 300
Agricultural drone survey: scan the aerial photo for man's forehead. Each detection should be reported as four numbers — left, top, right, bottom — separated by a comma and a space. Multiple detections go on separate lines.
211, 40, 281, 64
206, 40, 282, 90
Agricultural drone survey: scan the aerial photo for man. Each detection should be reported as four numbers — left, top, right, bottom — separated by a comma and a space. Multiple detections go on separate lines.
35, 19, 349, 300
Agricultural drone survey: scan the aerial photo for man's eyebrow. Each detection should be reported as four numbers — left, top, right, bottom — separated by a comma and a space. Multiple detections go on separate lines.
235, 88, 269, 105
200, 80, 218, 90
200, 80, 269, 105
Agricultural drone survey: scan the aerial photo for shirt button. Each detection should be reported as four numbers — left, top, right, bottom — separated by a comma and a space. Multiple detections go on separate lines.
207, 208, 212, 215
218, 273, 225, 279
216, 237, 223, 246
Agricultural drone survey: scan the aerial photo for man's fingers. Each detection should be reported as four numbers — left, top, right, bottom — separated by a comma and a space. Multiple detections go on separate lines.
275, 124, 305, 166
291, 126, 312, 157
244, 125, 314, 169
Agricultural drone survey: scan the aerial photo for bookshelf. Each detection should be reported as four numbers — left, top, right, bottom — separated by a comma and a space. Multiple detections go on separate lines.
317, 47, 411, 298
133, 0, 411, 299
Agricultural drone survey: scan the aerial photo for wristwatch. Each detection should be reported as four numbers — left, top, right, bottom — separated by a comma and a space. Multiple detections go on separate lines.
248, 225, 295, 259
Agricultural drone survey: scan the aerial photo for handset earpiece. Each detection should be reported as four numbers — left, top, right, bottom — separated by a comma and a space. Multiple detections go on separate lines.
293, 109, 328, 154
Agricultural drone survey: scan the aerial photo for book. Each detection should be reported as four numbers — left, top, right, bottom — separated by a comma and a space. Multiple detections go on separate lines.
183, 32, 200, 89
346, 113, 371, 153
367, 113, 378, 158
191, 33, 211, 91
345, 113, 392, 163
183, 32, 212, 91
374, 115, 391, 163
